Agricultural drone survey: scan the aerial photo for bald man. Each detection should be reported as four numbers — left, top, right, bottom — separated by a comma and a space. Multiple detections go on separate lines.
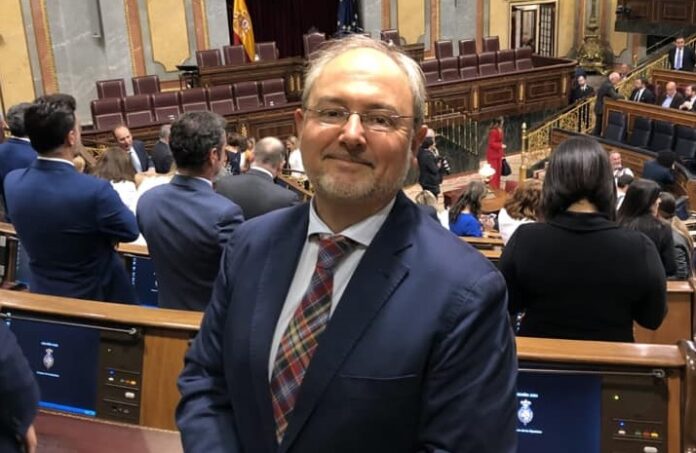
658, 81, 685, 109
215, 137, 299, 219
593, 71, 624, 136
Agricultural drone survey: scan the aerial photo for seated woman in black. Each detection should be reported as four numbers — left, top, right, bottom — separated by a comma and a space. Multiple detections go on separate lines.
618, 178, 676, 277
499, 136, 667, 342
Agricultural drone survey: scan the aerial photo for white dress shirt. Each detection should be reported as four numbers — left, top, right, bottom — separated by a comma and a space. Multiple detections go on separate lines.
268, 197, 396, 378
37, 156, 75, 167
498, 208, 534, 245
288, 149, 304, 178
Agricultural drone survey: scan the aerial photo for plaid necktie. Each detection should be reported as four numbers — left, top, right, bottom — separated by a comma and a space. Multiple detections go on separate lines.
270, 235, 356, 442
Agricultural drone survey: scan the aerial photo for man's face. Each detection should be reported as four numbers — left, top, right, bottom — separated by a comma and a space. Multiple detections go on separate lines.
113, 126, 133, 151
667, 83, 677, 97
633, 79, 643, 90
577, 76, 586, 87
676, 38, 685, 49
295, 48, 426, 205
610, 153, 622, 169
686, 86, 694, 98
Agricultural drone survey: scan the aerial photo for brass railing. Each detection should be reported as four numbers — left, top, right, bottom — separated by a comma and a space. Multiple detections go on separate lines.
518, 34, 696, 182
425, 98, 479, 156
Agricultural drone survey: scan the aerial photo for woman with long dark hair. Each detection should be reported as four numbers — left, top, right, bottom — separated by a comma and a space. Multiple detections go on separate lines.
657, 192, 693, 279
499, 136, 666, 342
618, 178, 676, 276
448, 180, 487, 237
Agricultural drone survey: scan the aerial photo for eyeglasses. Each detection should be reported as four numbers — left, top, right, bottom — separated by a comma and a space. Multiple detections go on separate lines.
305, 107, 413, 132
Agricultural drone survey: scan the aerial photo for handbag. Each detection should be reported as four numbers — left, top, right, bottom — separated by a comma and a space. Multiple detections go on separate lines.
501, 158, 512, 177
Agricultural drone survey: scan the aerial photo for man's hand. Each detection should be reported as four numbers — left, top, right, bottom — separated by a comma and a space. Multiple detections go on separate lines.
24, 424, 37, 453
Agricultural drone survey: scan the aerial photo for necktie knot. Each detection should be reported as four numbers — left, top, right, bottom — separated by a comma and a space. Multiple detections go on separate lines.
316, 235, 355, 270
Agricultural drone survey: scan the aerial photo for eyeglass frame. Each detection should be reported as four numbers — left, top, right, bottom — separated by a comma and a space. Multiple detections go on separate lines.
303, 107, 415, 132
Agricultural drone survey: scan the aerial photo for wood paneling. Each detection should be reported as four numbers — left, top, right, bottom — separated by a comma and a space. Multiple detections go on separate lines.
124, 0, 146, 77
141, 328, 192, 429
192, 0, 209, 51
29, 0, 58, 94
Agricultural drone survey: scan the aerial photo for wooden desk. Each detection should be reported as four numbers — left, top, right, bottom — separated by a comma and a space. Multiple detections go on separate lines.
0, 290, 202, 429
35, 411, 182, 453
461, 236, 505, 250
635, 280, 695, 345
603, 98, 696, 138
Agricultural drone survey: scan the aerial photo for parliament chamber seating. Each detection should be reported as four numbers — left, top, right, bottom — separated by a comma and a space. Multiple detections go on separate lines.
90, 98, 124, 131
675, 125, 696, 166
482, 35, 500, 52
438, 57, 460, 81
180, 87, 209, 112
152, 91, 181, 122
458, 54, 478, 80
434, 39, 454, 59
255, 41, 279, 61
602, 111, 626, 142
223, 44, 246, 65
650, 120, 676, 151
260, 78, 288, 106
233, 81, 262, 110
96, 79, 127, 99
207, 84, 235, 116
380, 28, 400, 46
303, 32, 326, 58
478, 62, 498, 76
123, 94, 155, 127
131, 75, 160, 95
458, 38, 477, 55
627, 116, 653, 148
195, 48, 222, 68
420, 59, 440, 83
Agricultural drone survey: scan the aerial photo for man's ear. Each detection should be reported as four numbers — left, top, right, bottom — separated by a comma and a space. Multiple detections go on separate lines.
65, 129, 77, 148
294, 108, 305, 140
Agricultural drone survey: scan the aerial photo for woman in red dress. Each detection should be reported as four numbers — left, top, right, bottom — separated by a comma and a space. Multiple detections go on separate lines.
486, 117, 505, 189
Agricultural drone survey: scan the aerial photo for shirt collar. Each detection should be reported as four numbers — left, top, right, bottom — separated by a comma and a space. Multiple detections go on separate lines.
249, 165, 274, 179
11, 136, 31, 143
173, 172, 213, 187
307, 197, 396, 247
37, 156, 75, 167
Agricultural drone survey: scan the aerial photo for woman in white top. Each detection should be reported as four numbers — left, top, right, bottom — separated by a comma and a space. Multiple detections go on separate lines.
93, 147, 138, 213
286, 135, 304, 178
498, 179, 542, 244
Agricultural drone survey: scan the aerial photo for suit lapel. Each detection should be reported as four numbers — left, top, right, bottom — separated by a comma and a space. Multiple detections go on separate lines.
248, 205, 310, 450
279, 193, 415, 452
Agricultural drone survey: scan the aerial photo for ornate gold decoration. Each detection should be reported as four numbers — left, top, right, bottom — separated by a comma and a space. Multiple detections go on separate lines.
575, 0, 609, 74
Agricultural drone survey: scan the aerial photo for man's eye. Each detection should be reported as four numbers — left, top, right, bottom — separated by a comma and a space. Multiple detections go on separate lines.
322, 110, 344, 119
368, 115, 392, 126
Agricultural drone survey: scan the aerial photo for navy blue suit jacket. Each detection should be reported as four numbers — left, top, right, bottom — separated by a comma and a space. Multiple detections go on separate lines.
0, 322, 39, 453
0, 138, 37, 218
177, 192, 517, 453
642, 160, 676, 190
137, 175, 244, 311
133, 140, 153, 172
4, 159, 139, 303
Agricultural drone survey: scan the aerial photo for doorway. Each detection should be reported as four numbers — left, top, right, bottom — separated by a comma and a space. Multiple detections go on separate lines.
511, 2, 557, 57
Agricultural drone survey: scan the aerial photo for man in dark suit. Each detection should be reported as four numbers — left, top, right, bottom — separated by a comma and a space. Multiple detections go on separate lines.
4, 94, 139, 303
643, 150, 677, 190
113, 125, 153, 173
137, 111, 244, 311
658, 81, 685, 109
216, 136, 299, 219
0, 103, 37, 219
417, 128, 441, 196
668, 35, 696, 71
629, 77, 655, 104
150, 124, 174, 173
569, 74, 595, 103
593, 72, 623, 136
0, 322, 39, 453
679, 84, 696, 111
177, 36, 517, 452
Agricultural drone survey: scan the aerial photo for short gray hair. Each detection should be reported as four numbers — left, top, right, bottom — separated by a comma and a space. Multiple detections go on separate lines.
302, 35, 426, 128
254, 137, 285, 167
159, 124, 171, 140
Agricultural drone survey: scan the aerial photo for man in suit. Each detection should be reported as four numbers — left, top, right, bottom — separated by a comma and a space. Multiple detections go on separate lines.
668, 35, 696, 71
137, 111, 244, 311
176, 36, 517, 452
4, 94, 139, 303
679, 84, 696, 111
417, 128, 441, 196
643, 150, 677, 190
113, 125, 153, 173
150, 124, 174, 173
216, 136, 299, 219
593, 72, 623, 136
0, 103, 37, 219
629, 77, 655, 104
658, 81, 685, 109
0, 322, 39, 453
569, 74, 595, 103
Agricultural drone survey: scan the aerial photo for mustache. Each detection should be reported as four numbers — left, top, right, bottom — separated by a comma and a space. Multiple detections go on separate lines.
323, 151, 373, 167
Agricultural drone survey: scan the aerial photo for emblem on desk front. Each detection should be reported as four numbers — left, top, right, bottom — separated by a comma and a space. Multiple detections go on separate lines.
517, 399, 534, 425
43, 348, 54, 370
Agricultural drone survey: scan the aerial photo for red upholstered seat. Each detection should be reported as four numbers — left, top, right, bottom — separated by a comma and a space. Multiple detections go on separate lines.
223, 45, 246, 65
91, 98, 124, 130
261, 78, 287, 106
132, 75, 160, 95
123, 94, 154, 127
152, 92, 181, 122
180, 88, 209, 112
208, 85, 235, 116
96, 79, 126, 99
195, 49, 222, 68
233, 81, 262, 110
